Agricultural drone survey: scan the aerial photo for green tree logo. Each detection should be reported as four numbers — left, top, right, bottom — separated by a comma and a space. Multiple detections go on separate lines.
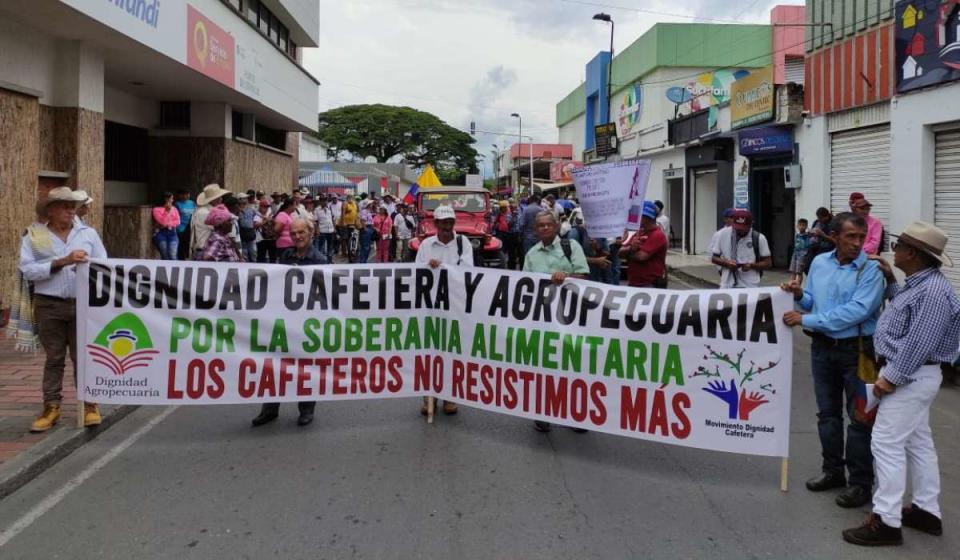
87, 313, 159, 376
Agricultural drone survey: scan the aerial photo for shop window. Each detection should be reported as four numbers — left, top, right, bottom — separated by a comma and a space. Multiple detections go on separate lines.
104, 121, 148, 182
279, 26, 288, 51
245, 0, 258, 24
258, 4, 269, 34
256, 123, 287, 151
158, 101, 190, 129
288, 39, 298, 59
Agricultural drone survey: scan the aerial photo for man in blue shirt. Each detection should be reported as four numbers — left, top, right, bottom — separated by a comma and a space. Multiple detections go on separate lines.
781, 213, 885, 509
174, 189, 196, 260
519, 194, 543, 268
842, 222, 960, 546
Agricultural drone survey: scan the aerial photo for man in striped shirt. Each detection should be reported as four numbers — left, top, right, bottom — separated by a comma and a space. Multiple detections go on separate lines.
843, 222, 960, 546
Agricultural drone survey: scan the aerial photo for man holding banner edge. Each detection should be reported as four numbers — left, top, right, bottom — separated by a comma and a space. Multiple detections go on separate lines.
780, 212, 885, 509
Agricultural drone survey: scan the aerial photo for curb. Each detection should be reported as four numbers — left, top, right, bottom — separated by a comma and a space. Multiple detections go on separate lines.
667, 266, 720, 289
0, 405, 138, 501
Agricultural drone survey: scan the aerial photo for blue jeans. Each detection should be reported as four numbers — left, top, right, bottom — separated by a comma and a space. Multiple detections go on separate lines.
810, 338, 874, 488
358, 226, 374, 263
153, 229, 178, 260
316, 232, 336, 263
241, 240, 256, 263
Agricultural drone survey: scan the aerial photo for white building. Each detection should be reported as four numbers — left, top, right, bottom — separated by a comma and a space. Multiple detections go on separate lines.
0, 0, 319, 272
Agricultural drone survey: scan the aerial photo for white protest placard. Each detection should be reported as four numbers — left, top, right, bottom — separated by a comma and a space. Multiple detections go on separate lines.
78, 260, 793, 458
572, 160, 651, 239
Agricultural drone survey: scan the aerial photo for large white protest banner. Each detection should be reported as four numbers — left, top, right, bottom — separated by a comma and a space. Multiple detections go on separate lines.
78, 260, 793, 457
572, 160, 651, 238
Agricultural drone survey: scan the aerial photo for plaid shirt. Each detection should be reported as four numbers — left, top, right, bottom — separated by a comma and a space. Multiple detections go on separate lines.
875, 267, 960, 386
198, 232, 240, 262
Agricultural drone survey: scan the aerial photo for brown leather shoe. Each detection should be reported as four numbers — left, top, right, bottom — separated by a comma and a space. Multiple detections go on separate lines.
83, 403, 102, 427
442, 401, 458, 415
30, 404, 61, 432
842, 513, 903, 546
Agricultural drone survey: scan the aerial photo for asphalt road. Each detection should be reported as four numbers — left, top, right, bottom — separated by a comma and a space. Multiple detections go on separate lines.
1, 277, 958, 559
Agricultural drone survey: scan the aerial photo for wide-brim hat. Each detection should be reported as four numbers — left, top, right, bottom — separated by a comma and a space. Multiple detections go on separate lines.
44, 186, 86, 207
73, 189, 93, 206
197, 183, 231, 206
892, 221, 953, 267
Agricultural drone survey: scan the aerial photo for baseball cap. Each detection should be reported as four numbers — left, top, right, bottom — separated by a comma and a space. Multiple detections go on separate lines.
731, 209, 753, 231
723, 208, 736, 219
434, 205, 456, 221
641, 201, 659, 220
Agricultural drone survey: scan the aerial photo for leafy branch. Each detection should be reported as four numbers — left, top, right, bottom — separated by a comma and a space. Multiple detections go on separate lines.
689, 345, 778, 388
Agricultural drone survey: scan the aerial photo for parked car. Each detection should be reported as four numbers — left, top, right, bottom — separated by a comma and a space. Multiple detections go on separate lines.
407, 186, 506, 267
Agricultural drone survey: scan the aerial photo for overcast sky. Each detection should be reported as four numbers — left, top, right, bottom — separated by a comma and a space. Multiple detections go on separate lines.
302, 0, 804, 174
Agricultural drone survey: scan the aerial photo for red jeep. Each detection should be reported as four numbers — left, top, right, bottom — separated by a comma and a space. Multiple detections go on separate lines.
407, 186, 506, 267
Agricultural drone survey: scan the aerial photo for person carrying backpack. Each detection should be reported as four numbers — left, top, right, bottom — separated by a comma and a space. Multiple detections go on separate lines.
708, 209, 772, 288
522, 210, 590, 433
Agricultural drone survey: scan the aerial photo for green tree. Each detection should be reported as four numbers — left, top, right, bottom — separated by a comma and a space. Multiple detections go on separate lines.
315, 104, 478, 178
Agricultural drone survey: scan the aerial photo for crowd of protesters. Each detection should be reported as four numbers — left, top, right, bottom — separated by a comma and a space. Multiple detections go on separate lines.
13, 181, 960, 549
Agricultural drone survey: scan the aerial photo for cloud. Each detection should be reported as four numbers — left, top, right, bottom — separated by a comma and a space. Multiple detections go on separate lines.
302, 0, 803, 176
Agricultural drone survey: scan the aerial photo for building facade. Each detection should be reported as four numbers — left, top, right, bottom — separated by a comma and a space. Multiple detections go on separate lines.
797, 0, 960, 288
0, 0, 319, 303
555, 18, 786, 253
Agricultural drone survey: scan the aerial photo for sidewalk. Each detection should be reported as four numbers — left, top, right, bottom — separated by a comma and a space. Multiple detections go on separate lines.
0, 337, 133, 499
666, 251, 792, 288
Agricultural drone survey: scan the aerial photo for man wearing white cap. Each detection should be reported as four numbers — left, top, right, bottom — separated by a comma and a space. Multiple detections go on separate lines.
415, 205, 471, 416
843, 222, 960, 546
18, 187, 107, 431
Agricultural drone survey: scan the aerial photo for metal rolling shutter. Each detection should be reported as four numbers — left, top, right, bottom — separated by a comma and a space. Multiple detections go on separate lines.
830, 125, 891, 225
784, 57, 804, 85
934, 128, 960, 289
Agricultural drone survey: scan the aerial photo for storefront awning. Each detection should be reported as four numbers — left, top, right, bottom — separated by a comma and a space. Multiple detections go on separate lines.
533, 181, 574, 192
299, 169, 355, 189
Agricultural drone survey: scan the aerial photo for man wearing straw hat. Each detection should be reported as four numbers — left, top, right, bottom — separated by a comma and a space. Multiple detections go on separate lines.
18, 187, 107, 431
190, 183, 231, 259
843, 222, 960, 546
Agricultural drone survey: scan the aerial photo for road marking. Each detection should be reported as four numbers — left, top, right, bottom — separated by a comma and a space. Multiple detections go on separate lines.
0, 406, 177, 549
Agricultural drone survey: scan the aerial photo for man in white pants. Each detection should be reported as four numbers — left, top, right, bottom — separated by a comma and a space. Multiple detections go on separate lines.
843, 222, 960, 546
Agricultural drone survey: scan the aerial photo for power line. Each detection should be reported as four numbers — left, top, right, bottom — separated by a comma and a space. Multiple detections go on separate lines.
553, 0, 759, 24
606, 9, 886, 89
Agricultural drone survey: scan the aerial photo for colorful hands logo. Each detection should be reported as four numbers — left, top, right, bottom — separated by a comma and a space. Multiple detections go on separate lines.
87, 313, 159, 376
692, 345, 778, 421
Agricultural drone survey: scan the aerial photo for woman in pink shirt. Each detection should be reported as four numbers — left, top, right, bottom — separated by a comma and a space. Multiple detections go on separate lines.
373, 206, 393, 263
273, 198, 297, 251
849, 193, 883, 255
152, 191, 181, 260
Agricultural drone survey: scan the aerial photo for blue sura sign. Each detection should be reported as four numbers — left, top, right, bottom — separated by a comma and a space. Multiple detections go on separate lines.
738, 126, 793, 157
108, 0, 161, 29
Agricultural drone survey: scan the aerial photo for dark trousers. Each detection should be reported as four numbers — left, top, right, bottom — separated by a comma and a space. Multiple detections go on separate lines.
35, 295, 77, 405
257, 239, 278, 263
811, 338, 874, 488
497, 231, 519, 269
176, 229, 191, 260
259, 402, 315, 415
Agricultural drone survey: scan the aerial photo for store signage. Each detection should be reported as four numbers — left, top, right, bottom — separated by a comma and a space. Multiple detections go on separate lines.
615, 83, 643, 138
731, 66, 775, 129
734, 155, 750, 210
187, 4, 235, 88
665, 86, 692, 104
895, 0, 960, 93
738, 126, 793, 156
108, 0, 161, 28
550, 161, 584, 182
594, 123, 618, 157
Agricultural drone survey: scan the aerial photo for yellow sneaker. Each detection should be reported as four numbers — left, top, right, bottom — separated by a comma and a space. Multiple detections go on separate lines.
83, 403, 102, 427
30, 404, 61, 432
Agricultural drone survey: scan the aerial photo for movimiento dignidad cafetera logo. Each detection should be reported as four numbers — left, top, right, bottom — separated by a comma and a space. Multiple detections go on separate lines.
87, 313, 159, 376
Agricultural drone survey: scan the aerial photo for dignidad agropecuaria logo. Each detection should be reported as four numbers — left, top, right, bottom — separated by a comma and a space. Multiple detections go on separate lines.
87, 313, 159, 376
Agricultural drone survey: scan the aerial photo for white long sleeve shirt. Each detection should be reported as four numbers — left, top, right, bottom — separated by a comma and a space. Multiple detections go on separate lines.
19, 223, 107, 299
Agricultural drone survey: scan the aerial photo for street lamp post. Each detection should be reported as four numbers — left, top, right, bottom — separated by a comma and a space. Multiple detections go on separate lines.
593, 13, 614, 128
510, 112, 534, 197
490, 144, 499, 193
